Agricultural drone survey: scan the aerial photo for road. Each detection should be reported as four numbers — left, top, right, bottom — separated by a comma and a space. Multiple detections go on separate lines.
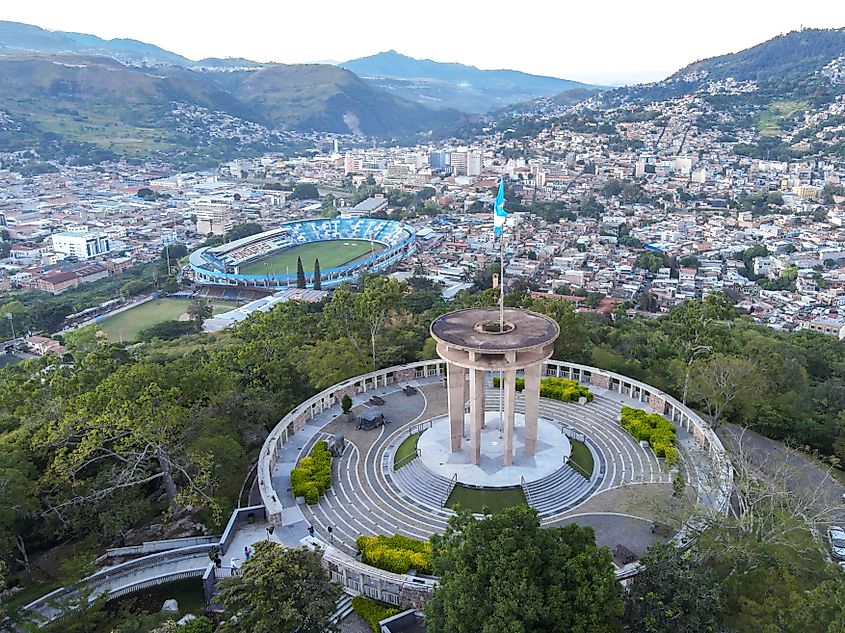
717, 423, 845, 524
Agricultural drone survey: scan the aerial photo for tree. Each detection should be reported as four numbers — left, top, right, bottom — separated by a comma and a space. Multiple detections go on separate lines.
216, 541, 342, 633
341, 394, 353, 414
624, 542, 724, 633
160, 244, 188, 261
120, 279, 148, 298
426, 506, 622, 633
665, 293, 735, 403
324, 278, 406, 369
226, 222, 264, 242
291, 183, 319, 200
313, 259, 322, 291
40, 365, 219, 518
296, 256, 306, 289
187, 299, 213, 328
358, 277, 405, 368
688, 354, 763, 426
320, 194, 337, 217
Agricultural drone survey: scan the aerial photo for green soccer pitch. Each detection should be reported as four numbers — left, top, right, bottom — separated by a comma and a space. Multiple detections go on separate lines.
237, 240, 385, 276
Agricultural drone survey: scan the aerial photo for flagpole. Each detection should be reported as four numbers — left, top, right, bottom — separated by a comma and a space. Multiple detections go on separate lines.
499, 227, 505, 439
498, 179, 505, 438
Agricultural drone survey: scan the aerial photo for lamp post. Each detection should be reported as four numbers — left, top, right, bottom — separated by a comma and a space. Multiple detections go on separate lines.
6, 312, 15, 347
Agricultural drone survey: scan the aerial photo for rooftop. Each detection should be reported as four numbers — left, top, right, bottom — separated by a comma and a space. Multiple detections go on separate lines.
430, 307, 559, 352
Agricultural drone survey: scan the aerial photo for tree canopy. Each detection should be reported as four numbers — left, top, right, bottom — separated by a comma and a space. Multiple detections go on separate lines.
426, 506, 623, 633
215, 541, 341, 633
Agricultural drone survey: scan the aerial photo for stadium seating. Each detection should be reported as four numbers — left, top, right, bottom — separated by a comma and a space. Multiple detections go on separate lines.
192, 218, 415, 289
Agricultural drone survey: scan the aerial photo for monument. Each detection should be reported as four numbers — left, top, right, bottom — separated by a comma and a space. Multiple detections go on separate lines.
430, 307, 560, 467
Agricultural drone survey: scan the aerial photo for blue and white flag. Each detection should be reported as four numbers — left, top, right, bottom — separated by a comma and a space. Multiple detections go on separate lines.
493, 178, 507, 238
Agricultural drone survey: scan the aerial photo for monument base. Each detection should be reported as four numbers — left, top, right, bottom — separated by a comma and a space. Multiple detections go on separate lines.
416, 412, 571, 488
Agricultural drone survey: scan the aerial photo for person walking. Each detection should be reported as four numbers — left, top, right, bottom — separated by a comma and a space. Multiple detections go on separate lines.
244, 545, 252, 559
230, 557, 240, 577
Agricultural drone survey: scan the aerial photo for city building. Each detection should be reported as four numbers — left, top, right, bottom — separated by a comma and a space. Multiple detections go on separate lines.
51, 231, 111, 260
194, 201, 234, 236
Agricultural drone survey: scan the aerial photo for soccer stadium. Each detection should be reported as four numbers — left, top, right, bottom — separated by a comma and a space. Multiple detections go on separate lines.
189, 218, 416, 290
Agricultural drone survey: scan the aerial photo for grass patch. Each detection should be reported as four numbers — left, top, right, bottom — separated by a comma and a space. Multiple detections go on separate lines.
446, 484, 527, 514
393, 433, 420, 470
758, 99, 807, 136
569, 439, 594, 479
238, 240, 385, 275
99, 299, 235, 343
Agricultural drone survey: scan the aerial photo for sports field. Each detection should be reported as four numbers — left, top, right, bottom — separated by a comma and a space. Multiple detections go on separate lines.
99, 299, 235, 343
238, 240, 385, 276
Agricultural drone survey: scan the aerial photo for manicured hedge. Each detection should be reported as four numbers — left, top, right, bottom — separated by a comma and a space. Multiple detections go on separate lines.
290, 440, 333, 504
620, 406, 678, 463
351, 596, 401, 633
491, 376, 593, 402
492, 376, 526, 391
356, 534, 432, 575
540, 377, 594, 402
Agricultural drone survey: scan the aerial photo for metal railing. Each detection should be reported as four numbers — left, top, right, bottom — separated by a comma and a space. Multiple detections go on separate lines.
520, 475, 532, 506
393, 448, 421, 471
440, 473, 459, 507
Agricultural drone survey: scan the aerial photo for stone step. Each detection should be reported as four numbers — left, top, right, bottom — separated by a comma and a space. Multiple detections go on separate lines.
330, 593, 353, 625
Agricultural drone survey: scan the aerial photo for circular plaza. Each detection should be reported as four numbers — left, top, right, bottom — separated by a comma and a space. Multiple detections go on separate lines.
257, 356, 731, 574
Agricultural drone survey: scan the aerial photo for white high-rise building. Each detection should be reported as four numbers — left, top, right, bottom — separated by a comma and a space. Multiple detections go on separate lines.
194, 201, 234, 236
52, 231, 111, 260
467, 152, 482, 177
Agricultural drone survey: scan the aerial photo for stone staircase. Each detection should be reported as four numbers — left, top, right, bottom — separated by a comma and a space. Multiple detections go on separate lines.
522, 463, 597, 517
388, 458, 455, 511
330, 593, 353, 625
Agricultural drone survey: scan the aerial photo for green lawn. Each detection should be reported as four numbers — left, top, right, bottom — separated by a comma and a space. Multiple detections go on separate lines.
758, 100, 808, 136
238, 240, 385, 275
99, 299, 235, 343
394, 433, 421, 470
569, 439, 594, 479
446, 484, 527, 514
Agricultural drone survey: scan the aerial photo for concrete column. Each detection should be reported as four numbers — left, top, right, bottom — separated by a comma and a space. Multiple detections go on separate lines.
447, 363, 466, 452
480, 375, 487, 428
524, 363, 541, 456
469, 368, 484, 464
503, 369, 516, 466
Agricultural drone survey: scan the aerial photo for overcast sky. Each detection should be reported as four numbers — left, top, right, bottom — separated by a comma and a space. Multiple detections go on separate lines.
2, 1, 844, 84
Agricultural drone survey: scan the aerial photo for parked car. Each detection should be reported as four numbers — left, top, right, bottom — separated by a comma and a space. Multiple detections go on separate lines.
827, 526, 845, 560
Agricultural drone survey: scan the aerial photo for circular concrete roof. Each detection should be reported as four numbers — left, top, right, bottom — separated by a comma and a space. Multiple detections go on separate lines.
430, 307, 559, 352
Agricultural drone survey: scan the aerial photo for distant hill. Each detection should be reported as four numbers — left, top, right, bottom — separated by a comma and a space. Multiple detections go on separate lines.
0, 54, 271, 164
0, 20, 468, 153
0, 53, 466, 166
201, 64, 466, 137
0, 20, 192, 66
669, 28, 845, 84
340, 50, 597, 113
614, 28, 845, 103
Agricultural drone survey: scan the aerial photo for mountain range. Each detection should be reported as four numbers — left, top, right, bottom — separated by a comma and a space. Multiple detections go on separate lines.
0, 20, 604, 164
1, 20, 844, 167
339, 50, 600, 113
